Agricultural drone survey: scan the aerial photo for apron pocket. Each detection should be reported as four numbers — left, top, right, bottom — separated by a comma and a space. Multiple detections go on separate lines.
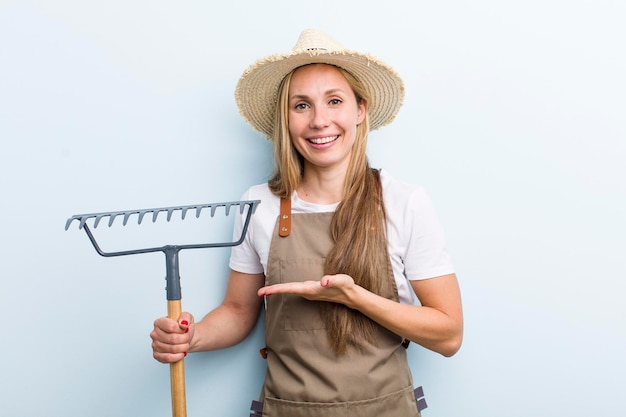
263, 385, 420, 417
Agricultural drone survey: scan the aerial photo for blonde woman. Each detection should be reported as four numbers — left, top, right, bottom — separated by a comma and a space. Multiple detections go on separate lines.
151, 29, 463, 417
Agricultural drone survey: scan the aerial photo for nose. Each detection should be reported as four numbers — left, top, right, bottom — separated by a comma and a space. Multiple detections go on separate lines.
309, 106, 330, 129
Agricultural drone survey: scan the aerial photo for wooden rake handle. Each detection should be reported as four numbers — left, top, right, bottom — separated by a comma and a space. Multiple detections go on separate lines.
168, 299, 187, 417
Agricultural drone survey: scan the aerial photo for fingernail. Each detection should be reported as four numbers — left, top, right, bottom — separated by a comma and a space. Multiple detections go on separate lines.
183, 352, 187, 357
181, 320, 189, 326
185, 327, 189, 333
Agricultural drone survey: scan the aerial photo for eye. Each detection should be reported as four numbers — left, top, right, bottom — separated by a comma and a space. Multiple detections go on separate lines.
294, 102, 309, 110
329, 98, 342, 106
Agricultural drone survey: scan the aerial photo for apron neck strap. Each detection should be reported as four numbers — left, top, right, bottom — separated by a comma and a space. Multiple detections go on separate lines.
279, 197, 291, 237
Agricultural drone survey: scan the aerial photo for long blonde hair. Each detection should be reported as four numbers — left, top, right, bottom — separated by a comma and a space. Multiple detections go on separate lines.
268, 65, 389, 355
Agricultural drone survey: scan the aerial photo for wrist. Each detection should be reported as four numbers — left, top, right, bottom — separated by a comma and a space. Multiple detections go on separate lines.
345, 284, 366, 310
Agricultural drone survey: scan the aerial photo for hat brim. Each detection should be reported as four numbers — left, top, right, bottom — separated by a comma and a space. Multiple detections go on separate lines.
235, 49, 404, 138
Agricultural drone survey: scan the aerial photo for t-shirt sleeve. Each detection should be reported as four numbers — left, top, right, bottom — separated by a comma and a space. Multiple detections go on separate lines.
401, 187, 455, 280
228, 189, 265, 275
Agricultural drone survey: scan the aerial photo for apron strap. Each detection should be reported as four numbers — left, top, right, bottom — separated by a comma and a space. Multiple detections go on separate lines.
249, 400, 263, 416
415, 386, 428, 412
279, 197, 291, 237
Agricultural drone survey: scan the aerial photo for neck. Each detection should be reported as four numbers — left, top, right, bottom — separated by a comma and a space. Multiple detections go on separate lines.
298, 165, 346, 204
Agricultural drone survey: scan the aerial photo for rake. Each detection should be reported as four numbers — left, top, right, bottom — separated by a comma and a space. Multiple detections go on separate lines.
65, 200, 261, 417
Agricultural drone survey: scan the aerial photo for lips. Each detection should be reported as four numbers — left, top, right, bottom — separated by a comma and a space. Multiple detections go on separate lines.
307, 135, 338, 145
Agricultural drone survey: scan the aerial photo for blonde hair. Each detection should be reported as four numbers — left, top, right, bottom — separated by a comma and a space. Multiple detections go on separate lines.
268, 65, 389, 355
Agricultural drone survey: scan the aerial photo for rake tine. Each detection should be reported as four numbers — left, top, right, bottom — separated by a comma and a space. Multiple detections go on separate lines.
108, 214, 120, 227
152, 209, 160, 223
161, 208, 168, 221
122, 211, 136, 225
64, 216, 83, 230
138, 210, 149, 224
225, 203, 232, 216
93, 214, 105, 228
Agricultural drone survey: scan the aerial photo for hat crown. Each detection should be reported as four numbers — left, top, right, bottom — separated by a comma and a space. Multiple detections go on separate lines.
292, 28, 345, 53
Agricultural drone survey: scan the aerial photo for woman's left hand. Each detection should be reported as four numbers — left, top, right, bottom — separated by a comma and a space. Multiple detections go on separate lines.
257, 274, 358, 307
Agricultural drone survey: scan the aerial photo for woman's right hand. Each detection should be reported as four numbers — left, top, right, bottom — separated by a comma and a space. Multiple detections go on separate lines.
150, 312, 195, 363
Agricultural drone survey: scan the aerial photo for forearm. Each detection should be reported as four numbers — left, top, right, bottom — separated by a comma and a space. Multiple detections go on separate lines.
190, 270, 265, 353
348, 283, 463, 357
190, 302, 261, 352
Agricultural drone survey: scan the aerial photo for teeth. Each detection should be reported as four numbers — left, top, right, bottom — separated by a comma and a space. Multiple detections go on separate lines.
309, 136, 337, 144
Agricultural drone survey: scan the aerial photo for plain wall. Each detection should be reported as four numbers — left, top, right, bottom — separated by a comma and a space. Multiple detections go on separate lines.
1, 1, 624, 416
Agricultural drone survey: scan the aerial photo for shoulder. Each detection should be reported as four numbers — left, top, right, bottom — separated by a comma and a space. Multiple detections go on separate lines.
240, 182, 279, 206
379, 169, 432, 211
240, 182, 276, 200
239, 182, 280, 218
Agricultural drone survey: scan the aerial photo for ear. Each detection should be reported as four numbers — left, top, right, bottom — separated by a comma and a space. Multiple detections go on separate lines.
356, 99, 367, 124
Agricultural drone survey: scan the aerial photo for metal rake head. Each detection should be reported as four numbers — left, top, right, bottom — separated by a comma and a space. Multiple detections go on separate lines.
66, 199, 261, 301
65, 201, 259, 231
65, 199, 261, 258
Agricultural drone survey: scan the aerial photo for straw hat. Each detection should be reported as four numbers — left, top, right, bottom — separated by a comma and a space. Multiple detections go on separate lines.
235, 28, 405, 138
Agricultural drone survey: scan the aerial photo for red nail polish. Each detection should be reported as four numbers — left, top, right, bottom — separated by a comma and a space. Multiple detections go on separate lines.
181, 320, 189, 326
183, 352, 187, 357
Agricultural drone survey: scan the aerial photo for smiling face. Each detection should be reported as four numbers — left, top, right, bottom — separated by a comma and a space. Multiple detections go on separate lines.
287, 64, 366, 173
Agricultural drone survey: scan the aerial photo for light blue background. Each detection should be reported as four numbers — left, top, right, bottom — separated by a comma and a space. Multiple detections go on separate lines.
1, 1, 625, 416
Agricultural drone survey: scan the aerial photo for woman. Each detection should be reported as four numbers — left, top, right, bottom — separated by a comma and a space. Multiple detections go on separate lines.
151, 28, 463, 416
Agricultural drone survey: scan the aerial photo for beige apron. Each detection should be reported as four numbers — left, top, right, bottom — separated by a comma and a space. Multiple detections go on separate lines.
256, 197, 421, 417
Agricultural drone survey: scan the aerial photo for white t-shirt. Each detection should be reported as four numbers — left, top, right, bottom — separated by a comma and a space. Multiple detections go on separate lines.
229, 169, 454, 304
